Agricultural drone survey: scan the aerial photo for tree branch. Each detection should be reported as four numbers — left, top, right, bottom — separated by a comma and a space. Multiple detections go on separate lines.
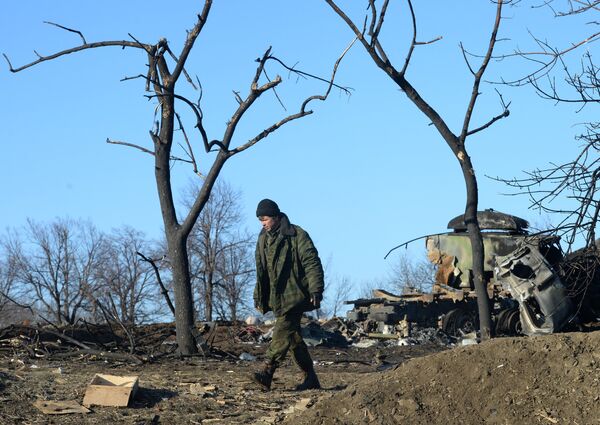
137, 252, 175, 317
170, 0, 212, 85
230, 38, 356, 156
4, 40, 150, 73
106, 138, 155, 155
43, 21, 87, 44
466, 89, 511, 136
459, 0, 504, 142
106, 138, 193, 163
144, 92, 226, 152
175, 112, 203, 178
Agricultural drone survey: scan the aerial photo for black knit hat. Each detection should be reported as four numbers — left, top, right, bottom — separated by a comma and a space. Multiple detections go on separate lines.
256, 199, 280, 217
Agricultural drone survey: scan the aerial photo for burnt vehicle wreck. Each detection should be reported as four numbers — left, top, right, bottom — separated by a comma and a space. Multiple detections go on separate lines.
346, 210, 597, 338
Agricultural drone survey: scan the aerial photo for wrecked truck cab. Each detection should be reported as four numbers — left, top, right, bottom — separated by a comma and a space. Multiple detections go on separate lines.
345, 209, 576, 339
494, 241, 574, 336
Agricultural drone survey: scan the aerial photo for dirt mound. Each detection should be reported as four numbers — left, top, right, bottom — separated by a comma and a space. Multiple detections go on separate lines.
284, 331, 600, 425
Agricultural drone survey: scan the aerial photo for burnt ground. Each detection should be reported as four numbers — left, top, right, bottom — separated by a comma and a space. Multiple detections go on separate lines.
0, 323, 599, 424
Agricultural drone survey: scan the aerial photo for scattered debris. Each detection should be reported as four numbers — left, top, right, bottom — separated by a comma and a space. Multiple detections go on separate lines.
352, 339, 379, 348
237, 326, 264, 344
239, 352, 257, 361
189, 383, 217, 397
33, 399, 91, 415
245, 315, 262, 325
282, 397, 313, 414
29, 365, 63, 375
259, 327, 274, 343
301, 321, 348, 348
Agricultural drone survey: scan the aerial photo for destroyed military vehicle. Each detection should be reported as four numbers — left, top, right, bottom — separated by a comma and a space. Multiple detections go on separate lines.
346, 210, 596, 338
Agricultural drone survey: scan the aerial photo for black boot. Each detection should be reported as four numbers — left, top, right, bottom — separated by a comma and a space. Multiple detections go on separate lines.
293, 347, 321, 391
251, 361, 277, 391
295, 365, 321, 391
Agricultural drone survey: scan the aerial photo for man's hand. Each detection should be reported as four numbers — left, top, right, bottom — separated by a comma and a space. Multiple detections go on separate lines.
310, 293, 322, 309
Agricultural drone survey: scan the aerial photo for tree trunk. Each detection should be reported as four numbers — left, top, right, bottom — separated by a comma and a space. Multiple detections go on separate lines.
168, 235, 197, 354
155, 92, 198, 354
204, 271, 213, 321
231, 300, 237, 322
460, 153, 492, 340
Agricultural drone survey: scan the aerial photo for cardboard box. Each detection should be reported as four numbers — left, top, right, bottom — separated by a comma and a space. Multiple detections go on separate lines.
82, 374, 139, 407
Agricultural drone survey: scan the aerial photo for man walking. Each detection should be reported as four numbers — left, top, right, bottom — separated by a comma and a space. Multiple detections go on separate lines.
251, 198, 324, 391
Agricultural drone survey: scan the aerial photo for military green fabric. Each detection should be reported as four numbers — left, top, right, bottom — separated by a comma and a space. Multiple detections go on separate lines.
265, 310, 313, 367
254, 213, 324, 316
265, 231, 282, 291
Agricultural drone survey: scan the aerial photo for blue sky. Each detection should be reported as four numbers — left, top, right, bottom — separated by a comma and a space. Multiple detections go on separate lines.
2, 1, 596, 297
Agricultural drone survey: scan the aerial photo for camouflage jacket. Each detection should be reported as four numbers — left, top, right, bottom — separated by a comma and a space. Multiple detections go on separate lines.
254, 214, 324, 317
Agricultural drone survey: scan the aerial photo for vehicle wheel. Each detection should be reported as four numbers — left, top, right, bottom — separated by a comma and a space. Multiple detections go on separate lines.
495, 308, 522, 336
506, 309, 522, 335
442, 308, 477, 337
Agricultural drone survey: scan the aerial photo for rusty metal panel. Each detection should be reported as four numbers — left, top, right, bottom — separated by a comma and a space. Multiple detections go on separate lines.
426, 233, 522, 288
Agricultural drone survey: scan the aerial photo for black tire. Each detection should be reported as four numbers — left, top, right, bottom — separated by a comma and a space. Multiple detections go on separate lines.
442, 308, 477, 337
495, 308, 521, 336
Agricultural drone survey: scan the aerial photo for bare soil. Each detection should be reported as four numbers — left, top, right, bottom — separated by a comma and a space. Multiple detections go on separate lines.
284, 330, 600, 425
1, 323, 599, 424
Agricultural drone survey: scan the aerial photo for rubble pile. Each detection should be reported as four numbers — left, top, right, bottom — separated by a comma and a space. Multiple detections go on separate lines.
0, 316, 455, 370
0, 321, 261, 365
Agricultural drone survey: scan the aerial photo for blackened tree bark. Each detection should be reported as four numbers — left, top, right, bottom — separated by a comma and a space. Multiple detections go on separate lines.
325, 0, 509, 340
4, 1, 351, 353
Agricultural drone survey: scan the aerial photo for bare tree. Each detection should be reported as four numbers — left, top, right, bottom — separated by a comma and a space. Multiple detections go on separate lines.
325, 0, 510, 339
501, 1, 600, 90
488, 2, 600, 321
213, 242, 254, 322
95, 226, 162, 327
0, 239, 35, 325
0, 250, 33, 325
4, 1, 352, 353
183, 181, 253, 321
482, 2, 600, 324
388, 251, 435, 294
359, 277, 390, 299
325, 275, 353, 318
7, 218, 104, 325
0, 252, 17, 312
497, 2, 600, 253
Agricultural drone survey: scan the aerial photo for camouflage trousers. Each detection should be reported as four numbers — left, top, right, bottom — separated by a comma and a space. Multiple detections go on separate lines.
266, 310, 313, 369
